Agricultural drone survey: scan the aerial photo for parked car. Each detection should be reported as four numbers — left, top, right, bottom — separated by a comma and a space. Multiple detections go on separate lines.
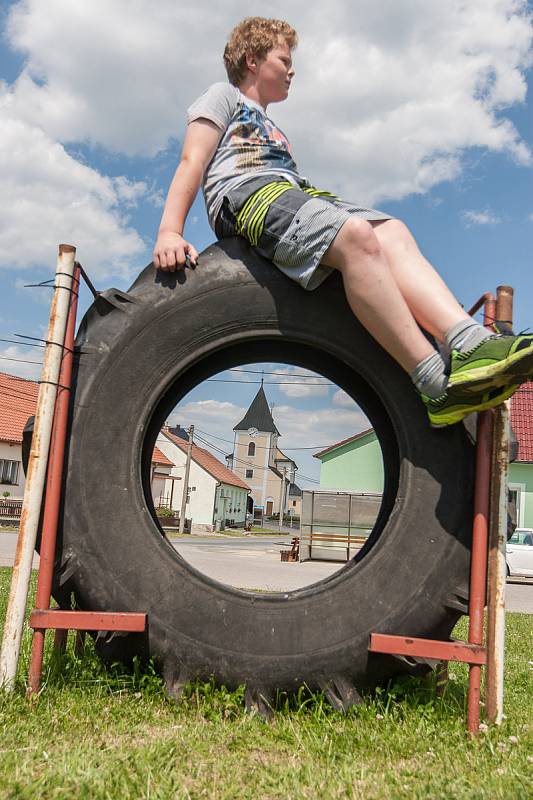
506, 528, 533, 578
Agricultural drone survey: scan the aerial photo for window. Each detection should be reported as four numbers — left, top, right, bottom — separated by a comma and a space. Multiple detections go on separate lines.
0, 459, 19, 485
508, 483, 525, 527
292, 500, 296, 507
245, 469, 253, 478
509, 529, 533, 546
248, 442, 255, 456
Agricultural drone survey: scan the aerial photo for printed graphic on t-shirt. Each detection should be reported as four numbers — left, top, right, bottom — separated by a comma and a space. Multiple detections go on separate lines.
230, 105, 293, 171
231, 105, 292, 152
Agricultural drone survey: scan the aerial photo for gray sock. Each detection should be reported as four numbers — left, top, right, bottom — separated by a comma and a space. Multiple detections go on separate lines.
410, 351, 448, 398
444, 319, 491, 357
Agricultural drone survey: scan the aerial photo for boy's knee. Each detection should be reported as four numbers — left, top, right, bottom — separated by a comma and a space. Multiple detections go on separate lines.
375, 218, 415, 249
342, 217, 380, 256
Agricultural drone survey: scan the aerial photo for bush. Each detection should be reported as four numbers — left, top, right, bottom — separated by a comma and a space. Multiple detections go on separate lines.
155, 507, 176, 518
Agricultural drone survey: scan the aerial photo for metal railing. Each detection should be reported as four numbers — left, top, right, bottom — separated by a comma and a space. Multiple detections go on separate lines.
0, 499, 23, 519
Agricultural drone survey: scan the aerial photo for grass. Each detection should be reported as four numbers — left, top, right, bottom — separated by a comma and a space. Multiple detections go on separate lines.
0, 567, 532, 799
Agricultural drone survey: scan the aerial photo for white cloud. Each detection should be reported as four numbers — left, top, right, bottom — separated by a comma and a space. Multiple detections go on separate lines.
270, 367, 330, 399
462, 209, 503, 226
3, 0, 531, 208
332, 388, 356, 407
0, 344, 42, 380
0, 116, 147, 278
273, 404, 369, 450
528, 212, 533, 222
168, 399, 246, 435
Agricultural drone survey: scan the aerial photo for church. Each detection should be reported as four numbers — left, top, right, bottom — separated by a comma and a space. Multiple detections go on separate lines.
226, 384, 302, 518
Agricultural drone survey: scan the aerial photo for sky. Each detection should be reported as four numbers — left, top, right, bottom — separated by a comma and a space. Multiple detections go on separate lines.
1, 0, 532, 487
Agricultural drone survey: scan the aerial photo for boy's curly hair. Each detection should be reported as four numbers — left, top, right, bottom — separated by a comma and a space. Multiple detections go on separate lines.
223, 17, 298, 86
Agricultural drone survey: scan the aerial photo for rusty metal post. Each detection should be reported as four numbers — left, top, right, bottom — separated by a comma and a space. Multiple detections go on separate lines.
0, 245, 76, 691
27, 262, 80, 695
485, 286, 513, 724
466, 294, 496, 734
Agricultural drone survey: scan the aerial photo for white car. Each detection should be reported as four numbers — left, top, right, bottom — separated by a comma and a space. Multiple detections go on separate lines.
506, 528, 533, 578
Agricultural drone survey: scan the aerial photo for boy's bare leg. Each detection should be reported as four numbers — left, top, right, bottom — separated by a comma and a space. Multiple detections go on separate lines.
321, 218, 443, 373
369, 219, 471, 340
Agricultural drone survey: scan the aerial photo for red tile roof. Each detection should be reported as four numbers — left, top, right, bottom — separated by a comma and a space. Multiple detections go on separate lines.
152, 446, 173, 466
511, 383, 533, 462
0, 372, 39, 444
162, 429, 250, 490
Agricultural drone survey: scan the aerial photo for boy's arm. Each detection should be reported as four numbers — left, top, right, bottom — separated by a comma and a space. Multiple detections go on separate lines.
153, 119, 223, 271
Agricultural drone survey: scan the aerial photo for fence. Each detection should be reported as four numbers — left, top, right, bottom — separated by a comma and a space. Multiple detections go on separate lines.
0, 499, 23, 521
300, 489, 381, 561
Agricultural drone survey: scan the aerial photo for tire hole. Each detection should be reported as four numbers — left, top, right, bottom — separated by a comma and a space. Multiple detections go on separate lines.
144, 357, 389, 595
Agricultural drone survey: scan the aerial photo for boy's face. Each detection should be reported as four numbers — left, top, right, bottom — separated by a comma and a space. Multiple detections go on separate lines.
250, 39, 295, 105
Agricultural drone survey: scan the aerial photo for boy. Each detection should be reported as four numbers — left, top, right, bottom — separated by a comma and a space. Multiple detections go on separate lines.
153, 16, 533, 427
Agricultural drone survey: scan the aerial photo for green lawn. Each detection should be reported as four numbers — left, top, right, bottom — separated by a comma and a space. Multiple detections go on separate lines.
0, 567, 531, 799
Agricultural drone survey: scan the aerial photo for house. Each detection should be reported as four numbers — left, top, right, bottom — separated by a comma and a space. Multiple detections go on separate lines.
313, 428, 383, 493
156, 427, 250, 531
226, 384, 302, 516
151, 446, 176, 507
314, 383, 533, 529
287, 482, 302, 517
509, 382, 533, 528
0, 372, 39, 501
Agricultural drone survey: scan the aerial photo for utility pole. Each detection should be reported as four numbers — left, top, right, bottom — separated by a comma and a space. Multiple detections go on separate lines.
278, 467, 287, 532
179, 425, 194, 534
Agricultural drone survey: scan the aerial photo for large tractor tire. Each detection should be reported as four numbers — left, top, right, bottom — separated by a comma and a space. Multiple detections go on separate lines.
56, 237, 474, 712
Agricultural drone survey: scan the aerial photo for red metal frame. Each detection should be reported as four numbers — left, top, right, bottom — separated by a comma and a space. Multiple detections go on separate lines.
369, 292, 501, 735
369, 634, 486, 665
27, 262, 146, 696
30, 610, 146, 632
27, 268, 505, 732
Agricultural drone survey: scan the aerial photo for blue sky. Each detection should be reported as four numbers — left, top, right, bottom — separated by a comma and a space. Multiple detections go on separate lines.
1, 0, 532, 486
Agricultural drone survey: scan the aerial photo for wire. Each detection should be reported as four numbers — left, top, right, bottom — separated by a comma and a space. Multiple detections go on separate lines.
194, 426, 331, 451
194, 433, 283, 474
0, 338, 45, 349
194, 431, 320, 484
206, 378, 333, 385
294, 473, 321, 484
228, 367, 329, 378
0, 356, 42, 365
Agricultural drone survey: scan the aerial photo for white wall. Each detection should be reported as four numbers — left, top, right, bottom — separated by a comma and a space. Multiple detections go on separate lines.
0, 441, 24, 499
156, 435, 217, 526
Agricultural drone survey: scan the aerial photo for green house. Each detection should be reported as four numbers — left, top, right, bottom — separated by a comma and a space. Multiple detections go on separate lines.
314, 428, 384, 493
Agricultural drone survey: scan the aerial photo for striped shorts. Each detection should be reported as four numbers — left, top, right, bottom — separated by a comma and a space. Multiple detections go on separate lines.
214, 175, 391, 290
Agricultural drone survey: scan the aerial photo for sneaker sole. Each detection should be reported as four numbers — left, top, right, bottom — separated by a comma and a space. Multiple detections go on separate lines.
448, 346, 533, 394
427, 384, 517, 428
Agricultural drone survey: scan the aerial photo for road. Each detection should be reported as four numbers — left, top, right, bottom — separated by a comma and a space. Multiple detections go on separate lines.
0, 531, 532, 610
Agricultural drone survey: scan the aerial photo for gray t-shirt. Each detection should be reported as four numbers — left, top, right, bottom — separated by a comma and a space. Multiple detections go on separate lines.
187, 82, 305, 229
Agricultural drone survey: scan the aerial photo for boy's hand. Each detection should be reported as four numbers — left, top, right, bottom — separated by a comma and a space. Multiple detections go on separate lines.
153, 232, 199, 271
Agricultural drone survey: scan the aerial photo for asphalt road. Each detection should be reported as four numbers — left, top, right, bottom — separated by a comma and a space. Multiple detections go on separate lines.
0, 531, 532, 610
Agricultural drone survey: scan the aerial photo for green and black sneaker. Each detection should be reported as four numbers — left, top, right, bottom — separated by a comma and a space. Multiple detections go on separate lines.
448, 334, 533, 394
422, 382, 518, 428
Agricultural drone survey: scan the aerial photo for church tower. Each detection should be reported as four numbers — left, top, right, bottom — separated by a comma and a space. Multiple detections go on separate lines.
228, 384, 298, 517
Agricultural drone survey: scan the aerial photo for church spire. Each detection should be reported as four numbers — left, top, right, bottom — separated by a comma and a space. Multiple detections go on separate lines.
233, 384, 279, 434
